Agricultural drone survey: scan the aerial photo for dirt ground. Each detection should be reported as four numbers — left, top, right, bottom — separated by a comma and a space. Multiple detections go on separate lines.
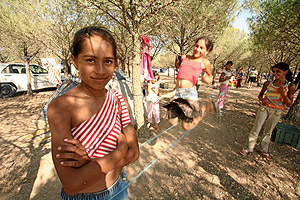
1, 74, 300, 200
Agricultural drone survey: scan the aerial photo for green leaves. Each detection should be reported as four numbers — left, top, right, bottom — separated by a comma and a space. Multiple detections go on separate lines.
249, 0, 300, 65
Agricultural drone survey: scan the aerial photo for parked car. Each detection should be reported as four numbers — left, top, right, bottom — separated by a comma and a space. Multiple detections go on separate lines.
159, 68, 166, 73
0, 63, 57, 98
152, 67, 160, 73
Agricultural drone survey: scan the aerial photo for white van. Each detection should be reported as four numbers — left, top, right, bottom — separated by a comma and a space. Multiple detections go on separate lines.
0, 63, 56, 97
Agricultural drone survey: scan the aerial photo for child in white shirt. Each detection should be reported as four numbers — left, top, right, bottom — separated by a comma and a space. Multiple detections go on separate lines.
145, 72, 160, 131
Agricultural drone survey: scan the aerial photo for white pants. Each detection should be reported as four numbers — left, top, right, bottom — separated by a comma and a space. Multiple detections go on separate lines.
248, 105, 282, 152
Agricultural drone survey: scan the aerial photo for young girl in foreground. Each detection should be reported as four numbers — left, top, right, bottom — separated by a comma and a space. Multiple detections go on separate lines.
47, 26, 139, 199
240, 62, 295, 160
164, 37, 216, 130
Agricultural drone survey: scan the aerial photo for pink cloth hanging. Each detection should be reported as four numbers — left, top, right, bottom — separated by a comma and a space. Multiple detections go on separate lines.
141, 35, 154, 81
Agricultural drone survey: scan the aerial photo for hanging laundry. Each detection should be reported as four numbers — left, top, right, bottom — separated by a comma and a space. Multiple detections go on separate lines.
41, 58, 62, 85
141, 35, 154, 81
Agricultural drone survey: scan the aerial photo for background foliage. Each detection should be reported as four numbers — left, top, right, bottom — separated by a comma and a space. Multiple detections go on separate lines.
0, 0, 299, 123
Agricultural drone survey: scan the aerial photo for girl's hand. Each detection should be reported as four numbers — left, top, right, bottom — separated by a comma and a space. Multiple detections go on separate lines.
261, 98, 270, 106
201, 73, 212, 85
278, 86, 287, 96
56, 138, 92, 168
112, 133, 128, 161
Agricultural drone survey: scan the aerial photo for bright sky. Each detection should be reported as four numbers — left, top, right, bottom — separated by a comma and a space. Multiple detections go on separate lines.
232, 9, 252, 34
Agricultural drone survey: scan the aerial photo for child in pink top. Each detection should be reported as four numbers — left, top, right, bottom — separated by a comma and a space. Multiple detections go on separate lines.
164, 36, 217, 130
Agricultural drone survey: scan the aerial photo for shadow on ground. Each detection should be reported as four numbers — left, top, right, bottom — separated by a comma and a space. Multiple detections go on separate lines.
0, 81, 299, 200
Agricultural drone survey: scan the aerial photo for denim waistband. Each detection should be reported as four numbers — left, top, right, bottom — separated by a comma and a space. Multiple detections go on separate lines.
61, 170, 126, 199
175, 86, 196, 92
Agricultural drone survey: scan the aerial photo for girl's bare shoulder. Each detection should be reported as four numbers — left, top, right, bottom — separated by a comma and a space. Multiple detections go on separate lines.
201, 57, 210, 65
201, 57, 211, 70
263, 80, 270, 85
47, 88, 78, 116
288, 82, 296, 90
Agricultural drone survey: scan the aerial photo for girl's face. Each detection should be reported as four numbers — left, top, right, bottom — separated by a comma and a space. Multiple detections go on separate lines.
193, 39, 208, 58
72, 35, 116, 89
272, 67, 288, 80
225, 63, 232, 70
150, 75, 159, 84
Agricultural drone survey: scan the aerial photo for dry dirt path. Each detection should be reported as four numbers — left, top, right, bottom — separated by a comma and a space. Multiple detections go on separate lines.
0, 74, 299, 199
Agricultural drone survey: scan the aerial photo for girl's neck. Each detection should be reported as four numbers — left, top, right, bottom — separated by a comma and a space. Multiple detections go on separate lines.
273, 78, 287, 85
190, 55, 202, 61
77, 84, 107, 98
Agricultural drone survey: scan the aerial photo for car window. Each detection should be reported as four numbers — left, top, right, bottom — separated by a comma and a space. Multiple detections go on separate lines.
1, 66, 10, 73
30, 65, 48, 74
7, 64, 24, 73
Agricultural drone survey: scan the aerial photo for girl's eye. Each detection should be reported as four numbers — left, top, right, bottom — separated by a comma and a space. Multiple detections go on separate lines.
87, 59, 95, 63
105, 60, 114, 64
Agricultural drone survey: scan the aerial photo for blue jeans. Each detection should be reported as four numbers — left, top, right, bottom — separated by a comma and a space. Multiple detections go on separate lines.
174, 86, 198, 101
61, 171, 129, 200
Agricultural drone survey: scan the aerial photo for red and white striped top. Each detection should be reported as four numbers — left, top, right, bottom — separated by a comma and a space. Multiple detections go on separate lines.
71, 90, 131, 158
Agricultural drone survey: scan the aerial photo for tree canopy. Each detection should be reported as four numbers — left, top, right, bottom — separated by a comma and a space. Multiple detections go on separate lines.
0, 0, 299, 122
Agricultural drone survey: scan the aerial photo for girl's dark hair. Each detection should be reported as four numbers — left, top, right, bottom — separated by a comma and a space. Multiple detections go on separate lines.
71, 26, 117, 58
272, 62, 293, 82
226, 61, 233, 66
195, 36, 214, 52
153, 71, 160, 80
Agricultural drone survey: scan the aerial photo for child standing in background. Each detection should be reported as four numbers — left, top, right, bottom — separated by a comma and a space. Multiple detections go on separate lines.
240, 62, 295, 160
248, 66, 258, 88
236, 67, 244, 88
146, 72, 160, 131
216, 61, 233, 113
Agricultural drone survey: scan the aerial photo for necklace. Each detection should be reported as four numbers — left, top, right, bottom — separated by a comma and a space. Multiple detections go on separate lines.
76, 86, 105, 98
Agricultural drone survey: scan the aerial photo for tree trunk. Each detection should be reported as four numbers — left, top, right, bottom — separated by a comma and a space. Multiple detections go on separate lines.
126, 58, 131, 77
286, 91, 300, 122
62, 58, 69, 78
267, 68, 272, 81
119, 58, 126, 72
174, 55, 181, 83
212, 58, 217, 85
25, 60, 33, 96
132, 32, 144, 129
245, 66, 251, 83
292, 64, 298, 80
258, 65, 263, 82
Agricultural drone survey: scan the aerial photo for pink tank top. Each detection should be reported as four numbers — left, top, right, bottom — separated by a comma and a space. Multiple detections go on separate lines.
176, 58, 202, 85
71, 91, 131, 158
